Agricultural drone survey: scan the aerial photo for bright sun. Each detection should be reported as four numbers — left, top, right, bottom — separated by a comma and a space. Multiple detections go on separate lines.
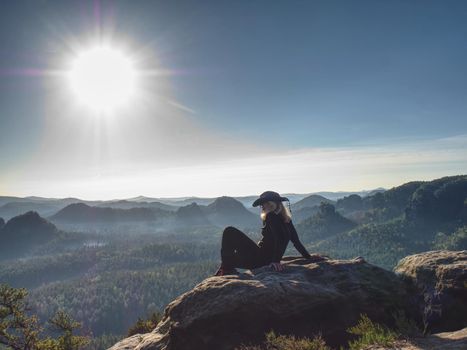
68, 46, 136, 112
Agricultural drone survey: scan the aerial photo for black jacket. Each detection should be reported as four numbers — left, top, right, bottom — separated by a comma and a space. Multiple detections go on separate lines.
257, 211, 311, 263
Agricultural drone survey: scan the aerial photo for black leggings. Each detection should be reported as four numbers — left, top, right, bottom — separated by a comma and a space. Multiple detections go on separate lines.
221, 226, 268, 269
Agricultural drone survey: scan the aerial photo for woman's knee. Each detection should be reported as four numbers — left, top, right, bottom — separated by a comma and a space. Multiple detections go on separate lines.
223, 226, 237, 236
222, 226, 242, 247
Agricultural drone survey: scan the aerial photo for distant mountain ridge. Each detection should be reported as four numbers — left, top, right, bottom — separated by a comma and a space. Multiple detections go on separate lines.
310, 175, 467, 269
0, 201, 63, 220
95, 200, 177, 212
50, 203, 169, 223
174, 202, 211, 227
0, 187, 385, 210
292, 194, 335, 211
48, 197, 260, 230
203, 196, 260, 228
0, 188, 386, 223
297, 202, 357, 242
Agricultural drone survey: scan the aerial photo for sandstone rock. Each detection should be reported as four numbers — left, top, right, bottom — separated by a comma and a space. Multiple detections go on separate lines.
364, 327, 467, 349
394, 250, 467, 333
109, 255, 417, 350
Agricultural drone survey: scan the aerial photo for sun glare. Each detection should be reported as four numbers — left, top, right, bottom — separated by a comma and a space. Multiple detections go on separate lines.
68, 46, 136, 112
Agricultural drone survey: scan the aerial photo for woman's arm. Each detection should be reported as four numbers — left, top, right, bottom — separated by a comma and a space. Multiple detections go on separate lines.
288, 222, 312, 259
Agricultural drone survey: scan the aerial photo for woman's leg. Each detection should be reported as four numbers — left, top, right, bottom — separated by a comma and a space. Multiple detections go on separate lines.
221, 226, 264, 269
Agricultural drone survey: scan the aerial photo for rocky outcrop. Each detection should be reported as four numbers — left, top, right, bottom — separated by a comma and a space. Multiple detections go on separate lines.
109, 255, 419, 350
364, 327, 467, 349
394, 250, 467, 333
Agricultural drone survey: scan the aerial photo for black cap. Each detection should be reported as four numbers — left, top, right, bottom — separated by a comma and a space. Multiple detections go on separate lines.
252, 191, 289, 207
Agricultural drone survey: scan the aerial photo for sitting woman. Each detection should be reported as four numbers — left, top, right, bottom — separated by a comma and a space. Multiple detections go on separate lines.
214, 191, 312, 276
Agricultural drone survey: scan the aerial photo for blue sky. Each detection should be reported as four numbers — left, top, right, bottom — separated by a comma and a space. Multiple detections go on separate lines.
1, 0, 466, 199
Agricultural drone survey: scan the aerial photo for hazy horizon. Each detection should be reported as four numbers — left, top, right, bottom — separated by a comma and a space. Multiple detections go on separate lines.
0, 186, 387, 202
0, 171, 463, 201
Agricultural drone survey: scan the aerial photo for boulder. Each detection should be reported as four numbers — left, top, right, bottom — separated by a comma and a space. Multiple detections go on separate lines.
109, 255, 418, 350
364, 327, 467, 349
394, 250, 467, 333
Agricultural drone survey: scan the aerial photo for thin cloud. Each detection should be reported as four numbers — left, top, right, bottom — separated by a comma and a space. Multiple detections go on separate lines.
3, 134, 466, 199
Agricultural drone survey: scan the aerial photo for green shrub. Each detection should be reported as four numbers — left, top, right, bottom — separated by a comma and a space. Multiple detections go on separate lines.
391, 310, 422, 337
236, 330, 331, 350
235, 311, 422, 350
126, 311, 162, 337
346, 314, 397, 350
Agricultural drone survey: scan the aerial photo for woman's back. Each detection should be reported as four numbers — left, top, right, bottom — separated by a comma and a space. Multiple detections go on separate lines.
257, 212, 281, 263
258, 211, 310, 263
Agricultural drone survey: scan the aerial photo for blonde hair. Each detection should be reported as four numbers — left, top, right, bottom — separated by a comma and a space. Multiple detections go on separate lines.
260, 201, 292, 223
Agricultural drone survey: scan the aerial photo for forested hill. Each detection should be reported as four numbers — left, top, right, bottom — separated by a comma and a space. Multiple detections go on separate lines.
333, 175, 467, 224
300, 175, 467, 269
50, 203, 170, 223
0, 211, 60, 259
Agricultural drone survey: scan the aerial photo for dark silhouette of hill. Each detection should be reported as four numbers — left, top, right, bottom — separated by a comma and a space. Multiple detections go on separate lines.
291, 206, 320, 224
49, 198, 259, 230
365, 187, 386, 196
0, 188, 385, 223
50, 203, 170, 223
306, 188, 386, 201
202, 196, 259, 228
174, 202, 211, 227
290, 194, 335, 223
332, 179, 464, 224
359, 181, 425, 223
332, 175, 467, 225
132, 195, 219, 207
0, 211, 60, 259
405, 175, 467, 222
126, 195, 161, 202
96, 200, 178, 212
310, 175, 467, 269
336, 193, 366, 212
297, 202, 357, 242
292, 194, 334, 211
334, 194, 371, 223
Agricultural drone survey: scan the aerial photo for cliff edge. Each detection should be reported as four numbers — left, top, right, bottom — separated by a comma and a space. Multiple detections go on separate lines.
109, 253, 441, 350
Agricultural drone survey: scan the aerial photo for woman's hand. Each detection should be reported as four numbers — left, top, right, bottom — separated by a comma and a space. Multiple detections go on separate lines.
269, 262, 285, 272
